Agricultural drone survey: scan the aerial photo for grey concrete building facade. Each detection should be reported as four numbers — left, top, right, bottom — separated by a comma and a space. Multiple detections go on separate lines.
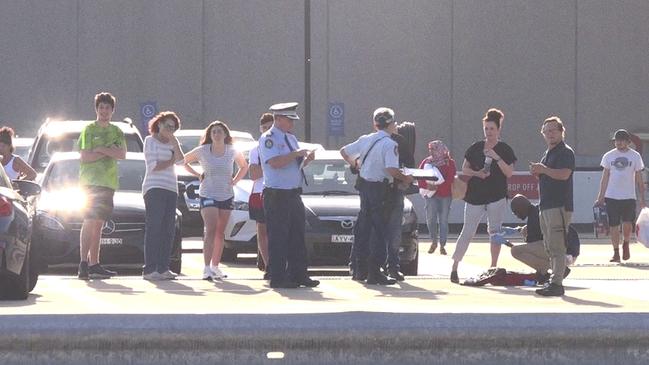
1, 0, 648, 166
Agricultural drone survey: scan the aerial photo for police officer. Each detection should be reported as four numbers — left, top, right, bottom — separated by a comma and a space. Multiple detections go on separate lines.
340, 107, 414, 285
258, 102, 320, 289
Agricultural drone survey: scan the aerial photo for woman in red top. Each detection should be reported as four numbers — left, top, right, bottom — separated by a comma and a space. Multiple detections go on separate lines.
417, 140, 456, 255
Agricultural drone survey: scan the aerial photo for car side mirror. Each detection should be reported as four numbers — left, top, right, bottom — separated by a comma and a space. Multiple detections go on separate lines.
12, 180, 41, 198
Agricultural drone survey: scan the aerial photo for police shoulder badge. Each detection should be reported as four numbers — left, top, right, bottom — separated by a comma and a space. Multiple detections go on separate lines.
265, 138, 274, 149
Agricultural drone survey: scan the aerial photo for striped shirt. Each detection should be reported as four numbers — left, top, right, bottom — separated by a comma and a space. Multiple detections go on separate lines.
143, 136, 178, 195
188, 144, 235, 201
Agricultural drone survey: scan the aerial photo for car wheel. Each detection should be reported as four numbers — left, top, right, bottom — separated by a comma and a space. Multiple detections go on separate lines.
220, 245, 237, 262
4, 247, 31, 300
401, 250, 419, 276
28, 249, 39, 292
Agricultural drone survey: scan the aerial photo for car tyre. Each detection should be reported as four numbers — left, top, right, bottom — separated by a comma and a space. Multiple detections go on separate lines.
400, 250, 418, 276
3, 247, 31, 300
220, 245, 237, 262
28, 248, 40, 292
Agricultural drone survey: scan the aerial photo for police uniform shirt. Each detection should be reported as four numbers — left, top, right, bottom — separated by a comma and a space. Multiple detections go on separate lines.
258, 126, 302, 189
342, 130, 399, 182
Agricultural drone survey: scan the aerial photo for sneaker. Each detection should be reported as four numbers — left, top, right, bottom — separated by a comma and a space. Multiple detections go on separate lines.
440, 247, 447, 255
535, 282, 565, 296
88, 264, 116, 279
143, 272, 163, 281
158, 270, 178, 280
78, 262, 89, 280
296, 277, 320, 288
210, 266, 227, 279
428, 243, 437, 254
388, 268, 405, 281
202, 266, 214, 281
610, 249, 620, 263
622, 241, 630, 261
450, 270, 459, 284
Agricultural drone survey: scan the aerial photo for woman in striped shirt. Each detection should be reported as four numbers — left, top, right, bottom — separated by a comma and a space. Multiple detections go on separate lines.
184, 121, 249, 280
142, 111, 184, 280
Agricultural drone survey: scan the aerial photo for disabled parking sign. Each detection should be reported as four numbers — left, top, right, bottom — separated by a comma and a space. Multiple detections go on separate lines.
328, 102, 344, 137
139, 101, 157, 135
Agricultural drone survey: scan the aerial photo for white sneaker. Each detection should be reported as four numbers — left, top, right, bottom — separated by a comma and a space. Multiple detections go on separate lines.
210, 265, 227, 279
143, 272, 163, 281
159, 270, 178, 280
202, 266, 214, 281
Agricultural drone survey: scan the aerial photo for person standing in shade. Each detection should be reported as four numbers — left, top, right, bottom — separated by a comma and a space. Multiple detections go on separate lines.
450, 108, 516, 283
595, 129, 645, 262
259, 102, 319, 289
142, 111, 184, 280
248, 112, 274, 280
184, 121, 249, 281
0, 126, 37, 181
77, 92, 126, 280
417, 140, 456, 256
341, 107, 414, 285
530, 116, 575, 297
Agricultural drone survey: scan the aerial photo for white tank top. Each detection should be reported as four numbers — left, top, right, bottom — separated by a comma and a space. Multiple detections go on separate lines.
2, 155, 19, 180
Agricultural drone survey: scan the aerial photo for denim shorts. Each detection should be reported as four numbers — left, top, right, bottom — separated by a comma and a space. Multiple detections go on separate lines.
199, 196, 233, 210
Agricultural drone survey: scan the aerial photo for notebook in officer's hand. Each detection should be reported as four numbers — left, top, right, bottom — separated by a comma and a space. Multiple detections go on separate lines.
401, 167, 444, 184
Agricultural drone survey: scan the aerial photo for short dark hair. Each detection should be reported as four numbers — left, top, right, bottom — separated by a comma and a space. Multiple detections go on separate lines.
0, 126, 15, 153
482, 108, 504, 129
259, 113, 274, 125
201, 121, 233, 145
148, 111, 181, 134
94, 92, 116, 110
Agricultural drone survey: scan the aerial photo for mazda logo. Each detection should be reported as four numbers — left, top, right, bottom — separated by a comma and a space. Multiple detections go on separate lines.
102, 220, 116, 235
341, 220, 354, 229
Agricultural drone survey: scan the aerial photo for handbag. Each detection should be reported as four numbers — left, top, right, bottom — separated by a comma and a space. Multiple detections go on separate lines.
451, 175, 467, 200
248, 192, 263, 210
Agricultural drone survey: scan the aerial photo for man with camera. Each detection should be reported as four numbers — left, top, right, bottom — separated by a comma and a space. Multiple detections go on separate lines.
340, 107, 414, 285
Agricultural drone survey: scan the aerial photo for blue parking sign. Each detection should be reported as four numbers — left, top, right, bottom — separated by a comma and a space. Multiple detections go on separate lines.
139, 101, 157, 136
328, 102, 344, 137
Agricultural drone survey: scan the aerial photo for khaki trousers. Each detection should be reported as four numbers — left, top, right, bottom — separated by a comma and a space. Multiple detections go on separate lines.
540, 207, 572, 285
510, 240, 549, 273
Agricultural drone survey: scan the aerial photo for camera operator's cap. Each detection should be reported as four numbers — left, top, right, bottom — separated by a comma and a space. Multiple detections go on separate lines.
613, 129, 631, 141
373, 107, 395, 126
270, 102, 300, 120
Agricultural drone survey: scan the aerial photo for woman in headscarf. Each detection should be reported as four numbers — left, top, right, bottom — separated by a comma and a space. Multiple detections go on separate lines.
417, 140, 456, 255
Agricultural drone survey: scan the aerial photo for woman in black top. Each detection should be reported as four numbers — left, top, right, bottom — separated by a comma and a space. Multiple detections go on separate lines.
450, 108, 516, 283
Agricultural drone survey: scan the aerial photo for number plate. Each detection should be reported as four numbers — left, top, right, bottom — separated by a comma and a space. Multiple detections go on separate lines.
100, 238, 123, 246
331, 235, 354, 243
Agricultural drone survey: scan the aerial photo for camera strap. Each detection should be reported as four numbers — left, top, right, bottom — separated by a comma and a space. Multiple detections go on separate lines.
359, 136, 388, 167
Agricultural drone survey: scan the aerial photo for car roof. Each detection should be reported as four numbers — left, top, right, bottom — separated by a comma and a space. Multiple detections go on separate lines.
13, 137, 34, 146
38, 120, 139, 137
175, 129, 254, 140
49, 151, 145, 162
314, 150, 343, 160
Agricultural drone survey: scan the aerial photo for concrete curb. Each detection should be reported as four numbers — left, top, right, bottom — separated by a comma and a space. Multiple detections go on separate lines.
2, 313, 649, 364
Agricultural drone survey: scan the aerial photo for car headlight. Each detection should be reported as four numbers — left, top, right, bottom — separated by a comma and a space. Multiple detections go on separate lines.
232, 201, 249, 211
36, 212, 65, 231
401, 209, 417, 226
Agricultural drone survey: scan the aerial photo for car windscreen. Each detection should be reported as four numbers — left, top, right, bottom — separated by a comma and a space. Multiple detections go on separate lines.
33, 133, 142, 172
43, 159, 145, 192
302, 159, 357, 195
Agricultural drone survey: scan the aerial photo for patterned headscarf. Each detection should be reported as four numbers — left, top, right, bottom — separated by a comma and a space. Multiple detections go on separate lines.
427, 140, 450, 167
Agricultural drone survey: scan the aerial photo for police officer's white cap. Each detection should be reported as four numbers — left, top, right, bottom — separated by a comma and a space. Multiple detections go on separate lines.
373, 107, 395, 126
270, 102, 300, 120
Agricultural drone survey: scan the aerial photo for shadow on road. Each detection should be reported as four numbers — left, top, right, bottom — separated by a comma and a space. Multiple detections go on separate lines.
362, 281, 447, 299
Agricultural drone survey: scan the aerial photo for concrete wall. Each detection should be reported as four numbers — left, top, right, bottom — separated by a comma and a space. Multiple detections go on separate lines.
1, 0, 648, 166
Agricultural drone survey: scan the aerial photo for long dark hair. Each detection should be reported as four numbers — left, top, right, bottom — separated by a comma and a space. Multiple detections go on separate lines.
200, 120, 233, 145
